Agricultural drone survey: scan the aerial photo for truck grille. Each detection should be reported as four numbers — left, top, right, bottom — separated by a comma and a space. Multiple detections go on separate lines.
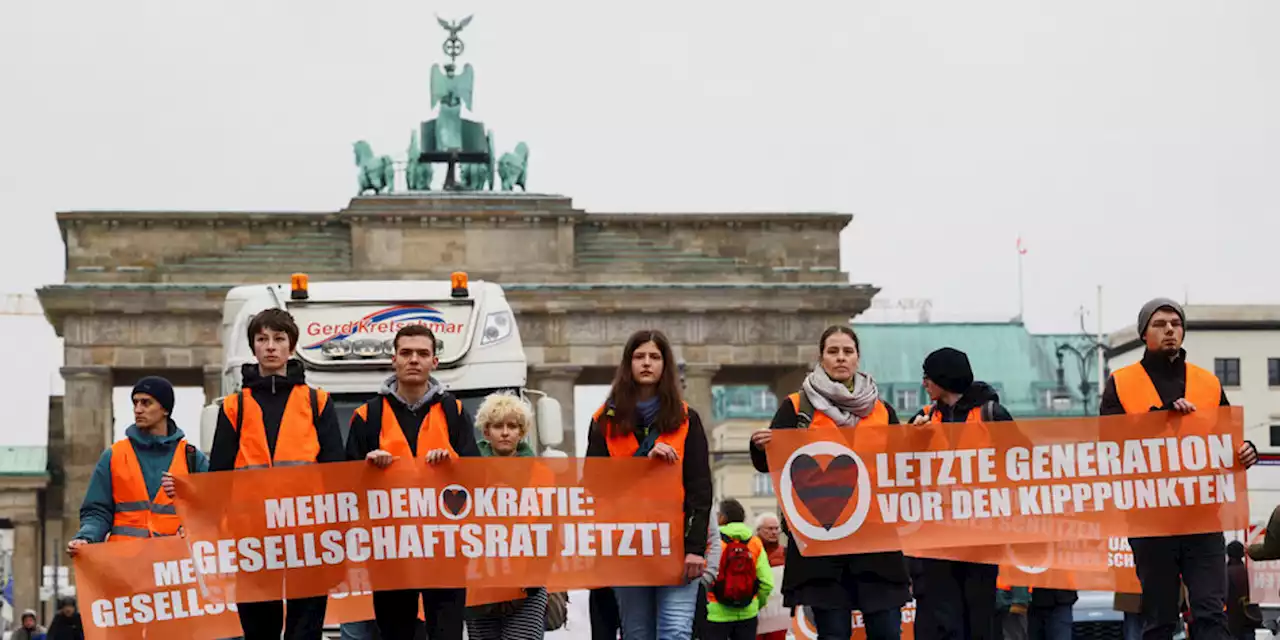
1074, 620, 1124, 640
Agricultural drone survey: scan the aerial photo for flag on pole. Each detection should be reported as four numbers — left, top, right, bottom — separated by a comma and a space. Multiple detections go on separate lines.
1017, 236, 1028, 255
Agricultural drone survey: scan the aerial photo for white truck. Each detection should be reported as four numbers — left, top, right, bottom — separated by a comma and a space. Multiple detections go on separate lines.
199, 271, 565, 454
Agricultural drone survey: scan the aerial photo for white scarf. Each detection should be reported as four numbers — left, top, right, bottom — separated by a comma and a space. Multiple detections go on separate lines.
800, 363, 880, 427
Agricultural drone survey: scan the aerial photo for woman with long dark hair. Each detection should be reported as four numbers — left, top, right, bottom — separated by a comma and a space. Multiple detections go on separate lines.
748, 325, 910, 640
586, 329, 713, 640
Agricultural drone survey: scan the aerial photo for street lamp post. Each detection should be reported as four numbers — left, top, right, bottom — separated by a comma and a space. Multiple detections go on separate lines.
1054, 342, 1106, 415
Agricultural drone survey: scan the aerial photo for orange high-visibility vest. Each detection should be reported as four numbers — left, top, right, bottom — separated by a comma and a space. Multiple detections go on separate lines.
786, 393, 891, 428
919, 402, 993, 450
222, 386, 329, 470
787, 392, 895, 451
1111, 361, 1222, 415
595, 402, 691, 459
353, 397, 461, 461
108, 438, 189, 541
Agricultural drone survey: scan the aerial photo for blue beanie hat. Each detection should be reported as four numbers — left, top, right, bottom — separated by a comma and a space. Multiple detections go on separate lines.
131, 376, 175, 415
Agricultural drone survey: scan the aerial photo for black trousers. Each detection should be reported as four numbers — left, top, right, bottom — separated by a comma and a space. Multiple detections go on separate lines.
812, 608, 901, 640
705, 617, 758, 640
694, 583, 709, 639
373, 588, 465, 640
589, 587, 621, 640
237, 596, 328, 640
1131, 532, 1229, 640
912, 559, 999, 640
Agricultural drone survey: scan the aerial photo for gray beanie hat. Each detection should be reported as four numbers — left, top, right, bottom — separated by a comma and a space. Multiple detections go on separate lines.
1138, 298, 1185, 338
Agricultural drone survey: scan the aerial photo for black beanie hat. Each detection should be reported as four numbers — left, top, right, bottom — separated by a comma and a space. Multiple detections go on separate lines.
131, 376, 175, 415
923, 347, 975, 394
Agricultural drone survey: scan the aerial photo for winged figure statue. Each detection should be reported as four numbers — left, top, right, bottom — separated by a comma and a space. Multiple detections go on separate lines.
436, 14, 473, 39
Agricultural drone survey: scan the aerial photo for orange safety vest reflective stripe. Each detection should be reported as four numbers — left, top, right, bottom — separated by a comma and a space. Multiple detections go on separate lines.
919, 403, 992, 450
1111, 361, 1222, 415
706, 535, 766, 605
594, 402, 691, 459
222, 386, 329, 470
786, 393, 891, 428
108, 438, 189, 541
353, 398, 461, 461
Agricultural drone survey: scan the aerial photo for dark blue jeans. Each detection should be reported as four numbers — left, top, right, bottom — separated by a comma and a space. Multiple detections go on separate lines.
813, 607, 902, 640
1124, 613, 1144, 640
1029, 604, 1073, 640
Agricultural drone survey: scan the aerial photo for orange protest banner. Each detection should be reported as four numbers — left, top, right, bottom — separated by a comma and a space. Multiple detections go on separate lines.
74, 535, 381, 639
173, 456, 685, 603
74, 536, 245, 640
766, 408, 1247, 557
990, 538, 1141, 592
791, 601, 917, 640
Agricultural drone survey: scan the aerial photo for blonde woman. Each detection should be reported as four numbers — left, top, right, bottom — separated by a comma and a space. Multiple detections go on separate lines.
465, 391, 548, 639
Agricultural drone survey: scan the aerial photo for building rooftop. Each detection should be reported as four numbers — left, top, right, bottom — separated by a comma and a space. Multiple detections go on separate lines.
853, 322, 1102, 418
710, 322, 1105, 421
0, 446, 47, 476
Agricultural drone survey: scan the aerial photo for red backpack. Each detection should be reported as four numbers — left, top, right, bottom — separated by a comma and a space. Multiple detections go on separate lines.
713, 534, 759, 608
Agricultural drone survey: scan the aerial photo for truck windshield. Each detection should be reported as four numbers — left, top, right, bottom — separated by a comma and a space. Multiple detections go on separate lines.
329, 388, 520, 447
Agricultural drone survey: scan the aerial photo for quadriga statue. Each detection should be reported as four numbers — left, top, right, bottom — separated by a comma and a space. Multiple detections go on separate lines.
405, 131, 433, 191
353, 140, 395, 195
498, 143, 529, 191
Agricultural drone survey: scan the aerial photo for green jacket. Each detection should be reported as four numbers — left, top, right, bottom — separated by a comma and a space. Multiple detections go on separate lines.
477, 439, 535, 458
706, 522, 775, 623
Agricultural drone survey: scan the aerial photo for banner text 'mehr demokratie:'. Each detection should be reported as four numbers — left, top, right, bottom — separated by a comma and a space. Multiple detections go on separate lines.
190, 485, 675, 576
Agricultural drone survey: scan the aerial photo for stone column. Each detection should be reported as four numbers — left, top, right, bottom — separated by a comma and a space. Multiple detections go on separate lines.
59, 366, 113, 546
681, 364, 720, 430
13, 519, 39, 616
203, 364, 224, 405
555, 218, 576, 271
527, 365, 582, 453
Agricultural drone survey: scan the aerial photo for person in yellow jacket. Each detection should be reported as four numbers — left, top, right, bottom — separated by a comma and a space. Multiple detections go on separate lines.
66, 376, 208, 554
705, 498, 773, 640
1100, 298, 1258, 640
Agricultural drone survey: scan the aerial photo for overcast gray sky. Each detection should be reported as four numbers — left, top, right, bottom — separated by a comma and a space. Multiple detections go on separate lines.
2, 0, 1277, 446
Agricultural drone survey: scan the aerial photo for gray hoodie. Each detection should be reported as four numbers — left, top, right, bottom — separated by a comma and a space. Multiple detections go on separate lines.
380, 373, 443, 411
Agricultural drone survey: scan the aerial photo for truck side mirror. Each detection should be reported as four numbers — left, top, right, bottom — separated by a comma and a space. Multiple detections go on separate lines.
535, 396, 565, 448
199, 401, 221, 453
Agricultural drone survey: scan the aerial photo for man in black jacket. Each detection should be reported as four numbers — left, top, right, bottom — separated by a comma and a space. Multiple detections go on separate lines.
1101, 298, 1258, 640
347, 324, 480, 640
909, 347, 1012, 640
